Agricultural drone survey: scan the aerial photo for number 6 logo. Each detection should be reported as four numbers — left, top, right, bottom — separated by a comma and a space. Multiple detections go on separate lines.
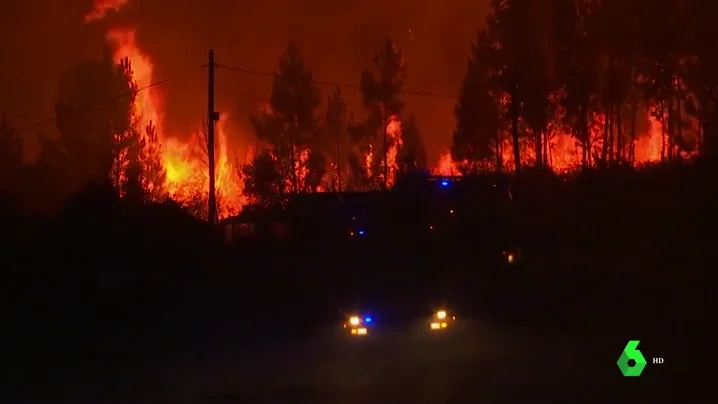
617, 340, 647, 376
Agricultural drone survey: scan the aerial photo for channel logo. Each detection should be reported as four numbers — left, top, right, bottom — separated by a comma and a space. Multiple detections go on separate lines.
617, 340, 664, 376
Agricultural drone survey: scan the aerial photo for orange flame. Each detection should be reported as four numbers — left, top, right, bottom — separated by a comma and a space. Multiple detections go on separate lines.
88, 1, 679, 214
385, 115, 403, 186
91, 9, 246, 219
435, 113, 666, 174
435, 150, 461, 176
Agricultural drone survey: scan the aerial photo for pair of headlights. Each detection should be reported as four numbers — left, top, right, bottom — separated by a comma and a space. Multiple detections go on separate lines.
345, 311, 454, 327
348, 315, 372, 326
429, 310, 456, 330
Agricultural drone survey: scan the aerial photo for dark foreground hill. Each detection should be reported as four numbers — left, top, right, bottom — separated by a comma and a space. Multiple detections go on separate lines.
1, 164, 714, 401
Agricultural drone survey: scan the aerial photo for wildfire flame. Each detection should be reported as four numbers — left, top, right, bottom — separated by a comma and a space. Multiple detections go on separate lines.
85, 0, 680, 220
88, 3, 245, 220
361, 115, 403, 187
435, 114, 666, 175
385, 115, 403, 186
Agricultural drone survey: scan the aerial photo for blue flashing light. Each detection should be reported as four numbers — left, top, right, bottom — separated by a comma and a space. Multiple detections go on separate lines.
358, 229, 365, 235
364, 317, 372, 323
440, 180, 449, 187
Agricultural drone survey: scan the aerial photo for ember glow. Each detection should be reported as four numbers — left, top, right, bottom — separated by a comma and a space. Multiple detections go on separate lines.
434, 114, 666, 175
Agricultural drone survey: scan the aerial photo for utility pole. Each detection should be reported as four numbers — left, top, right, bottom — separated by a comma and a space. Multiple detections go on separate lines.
207, 49, 219, 226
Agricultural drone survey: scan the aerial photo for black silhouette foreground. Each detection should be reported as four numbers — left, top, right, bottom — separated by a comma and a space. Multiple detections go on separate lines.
3, 164, 712, 403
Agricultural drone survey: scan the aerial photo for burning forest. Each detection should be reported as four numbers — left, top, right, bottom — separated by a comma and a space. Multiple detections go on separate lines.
1, 0, 717, 221
3, 3, 713, 398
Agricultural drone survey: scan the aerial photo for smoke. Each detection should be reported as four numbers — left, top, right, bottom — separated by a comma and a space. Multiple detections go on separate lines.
84, 0, 129, 22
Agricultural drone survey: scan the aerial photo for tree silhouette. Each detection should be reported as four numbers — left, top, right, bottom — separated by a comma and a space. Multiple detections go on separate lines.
634, 0, 687, 161
249, 110, 287, 196
485, 0, 535, 172
140, 121, 167, 201
123, 126, 144, 202
267, 41, 321, 193
589, 0, 637, 166
240, 149, 283, 206
520, 45, 553, 168
346, 114, 373, 190
121, 120, 166, 203
324, 87, 348, 191
55, 48, 135, 190
399, 114, 426, 172
684, 1, 718, 157
303, 149, 327, 192
360, 37, 407, 188
453, 29, 502, 173
551, 0, 599, 169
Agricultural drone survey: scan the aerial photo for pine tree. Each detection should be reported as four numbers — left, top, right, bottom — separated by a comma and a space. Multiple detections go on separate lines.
55, 47, 135, 189
452, 29, 502, 173
267, 41, 321, 193
240, 149, 283, 206
551, 0, 599, 168
399, 114, 426, 172
140, 121, 167, 201
360, 37, 407, 188
324, 87, 348, 191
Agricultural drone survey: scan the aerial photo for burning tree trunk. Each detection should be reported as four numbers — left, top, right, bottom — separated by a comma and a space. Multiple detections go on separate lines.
616, 104, 623, 164
676, 84, 683, 159
543, 130, 549, 169
601, 108, 610, 165
494, 129, 503, 173
580, 103, 589, 169
382, 109, 388, 189
534, 128, 543, 168
629, 100, 637, 164
510, 80, 522, 173
607, 105, 616, 164
289, 120, 298, 194
659, 103, 666, 161
668, 97, 675, 161
336, 138, 343, 192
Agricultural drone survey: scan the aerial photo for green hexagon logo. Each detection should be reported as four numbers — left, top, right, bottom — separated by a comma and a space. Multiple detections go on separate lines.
617, 340, 647, 376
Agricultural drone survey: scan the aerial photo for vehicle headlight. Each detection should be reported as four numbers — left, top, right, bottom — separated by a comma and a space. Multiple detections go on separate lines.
436, 310, 447, 319
349, 316, 360, 325
351, 327, 368, 335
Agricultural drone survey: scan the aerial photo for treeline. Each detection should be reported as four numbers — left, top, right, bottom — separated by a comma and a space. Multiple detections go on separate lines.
0, 39, 425, 213
452, 0, 718, 172
239, 39, 425, 206
2, 0, 718, 214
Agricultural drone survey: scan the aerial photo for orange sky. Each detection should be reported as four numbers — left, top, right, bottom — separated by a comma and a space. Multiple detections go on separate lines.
0, 0, 492, 164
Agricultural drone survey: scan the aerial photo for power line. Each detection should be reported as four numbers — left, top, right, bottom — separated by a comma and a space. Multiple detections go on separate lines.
10, 60, 456, 136
10, 79, 169, 136
214, 64, 459, 99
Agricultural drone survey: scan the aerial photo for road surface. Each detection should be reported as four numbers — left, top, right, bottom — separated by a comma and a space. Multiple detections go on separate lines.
24, 317, 698, 403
